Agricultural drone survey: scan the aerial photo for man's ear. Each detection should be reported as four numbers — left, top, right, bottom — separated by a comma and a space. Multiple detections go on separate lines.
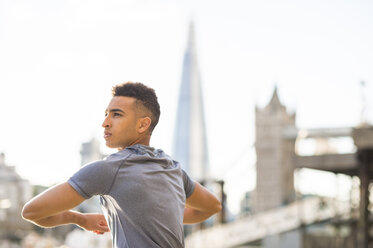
138, 117, 152, 134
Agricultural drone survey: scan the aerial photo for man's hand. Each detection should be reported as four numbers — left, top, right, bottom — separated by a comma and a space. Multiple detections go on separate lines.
79, 213, 110, 235
27, 211, 110, 234
22, 183, 110, 234
22, 182, 110, 234
183, 182, 222, 224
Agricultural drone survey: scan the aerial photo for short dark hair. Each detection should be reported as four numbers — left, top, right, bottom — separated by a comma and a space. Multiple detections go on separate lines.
112, 82, 160, 133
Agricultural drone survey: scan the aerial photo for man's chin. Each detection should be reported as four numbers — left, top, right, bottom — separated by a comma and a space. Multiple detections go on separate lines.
105, 142, 115, 148
106, 142, 123, 150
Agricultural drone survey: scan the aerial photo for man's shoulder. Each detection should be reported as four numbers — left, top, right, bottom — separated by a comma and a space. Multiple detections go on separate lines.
105, 149, 133, 162
77, 150, 132, 173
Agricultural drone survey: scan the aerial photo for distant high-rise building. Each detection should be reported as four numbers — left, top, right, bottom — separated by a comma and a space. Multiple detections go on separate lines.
172, 22, 209, 182
80, 137, 103, 166
78, 138, 104, 213
0, 153, 32, 239
252, 87, 296, 213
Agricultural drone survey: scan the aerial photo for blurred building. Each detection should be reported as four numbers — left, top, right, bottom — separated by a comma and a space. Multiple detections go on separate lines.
252, 88, 296, 213
0, 153, 32, 241
80, 138, 103, 166
172, 22, 209, 182
172, 23, 229, 234
239, 191, 252, 217
77, 138, 105, 213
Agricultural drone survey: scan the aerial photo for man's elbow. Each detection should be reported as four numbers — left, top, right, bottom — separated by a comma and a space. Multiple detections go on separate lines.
210, 200, 222, 214
22, 203, 40, 222
215, 201, 223, 213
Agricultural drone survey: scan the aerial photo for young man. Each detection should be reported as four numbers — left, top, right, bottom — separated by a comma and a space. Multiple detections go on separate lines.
22, 82, 222, 248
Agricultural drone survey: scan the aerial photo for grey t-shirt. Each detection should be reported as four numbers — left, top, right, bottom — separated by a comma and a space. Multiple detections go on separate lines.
68, 144, 195, 248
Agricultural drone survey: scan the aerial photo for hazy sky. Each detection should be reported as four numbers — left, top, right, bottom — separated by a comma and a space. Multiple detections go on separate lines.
1, 0, 372, 213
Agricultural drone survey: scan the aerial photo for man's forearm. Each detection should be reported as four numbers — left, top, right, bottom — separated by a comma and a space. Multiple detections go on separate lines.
183, 207, 215, 224
30, 210, 85, 228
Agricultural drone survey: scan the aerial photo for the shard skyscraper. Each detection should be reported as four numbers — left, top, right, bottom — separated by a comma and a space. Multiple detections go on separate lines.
172, 23, 209, 182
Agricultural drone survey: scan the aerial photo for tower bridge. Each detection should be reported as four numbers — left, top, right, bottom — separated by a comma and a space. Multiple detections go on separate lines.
185, 88, 373, 248
171, 23, 373, 248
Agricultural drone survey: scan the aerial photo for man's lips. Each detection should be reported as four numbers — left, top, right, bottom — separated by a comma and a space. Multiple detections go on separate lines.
104, 131, 112, 139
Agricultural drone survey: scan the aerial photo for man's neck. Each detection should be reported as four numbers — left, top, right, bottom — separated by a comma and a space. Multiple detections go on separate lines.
119, 136, 151, 150
135, 135, 151, 146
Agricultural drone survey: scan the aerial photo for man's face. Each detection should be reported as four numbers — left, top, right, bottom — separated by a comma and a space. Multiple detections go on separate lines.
102, 96, 139, 150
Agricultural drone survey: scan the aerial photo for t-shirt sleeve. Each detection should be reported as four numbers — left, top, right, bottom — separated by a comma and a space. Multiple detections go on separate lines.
68, 160, 120, 199
182, 169, 195, 198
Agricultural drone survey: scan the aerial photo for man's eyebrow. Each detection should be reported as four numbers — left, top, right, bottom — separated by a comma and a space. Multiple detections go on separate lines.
105, 108, 126, 114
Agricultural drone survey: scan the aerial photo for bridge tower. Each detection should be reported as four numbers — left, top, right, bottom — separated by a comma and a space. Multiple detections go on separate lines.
253, 87, 296, 213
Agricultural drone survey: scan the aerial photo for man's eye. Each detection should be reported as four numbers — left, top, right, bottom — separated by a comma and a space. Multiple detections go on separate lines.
114, 113, 121, 117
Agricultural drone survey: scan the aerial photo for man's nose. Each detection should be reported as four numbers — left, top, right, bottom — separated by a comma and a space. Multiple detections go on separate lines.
102, 117, 111, 128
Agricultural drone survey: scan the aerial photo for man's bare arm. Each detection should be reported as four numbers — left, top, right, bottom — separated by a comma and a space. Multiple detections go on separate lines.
22, 182, 109, 233
183, 182, 222, 224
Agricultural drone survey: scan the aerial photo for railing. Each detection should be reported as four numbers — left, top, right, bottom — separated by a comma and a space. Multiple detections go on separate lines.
186, 197, 352, 248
